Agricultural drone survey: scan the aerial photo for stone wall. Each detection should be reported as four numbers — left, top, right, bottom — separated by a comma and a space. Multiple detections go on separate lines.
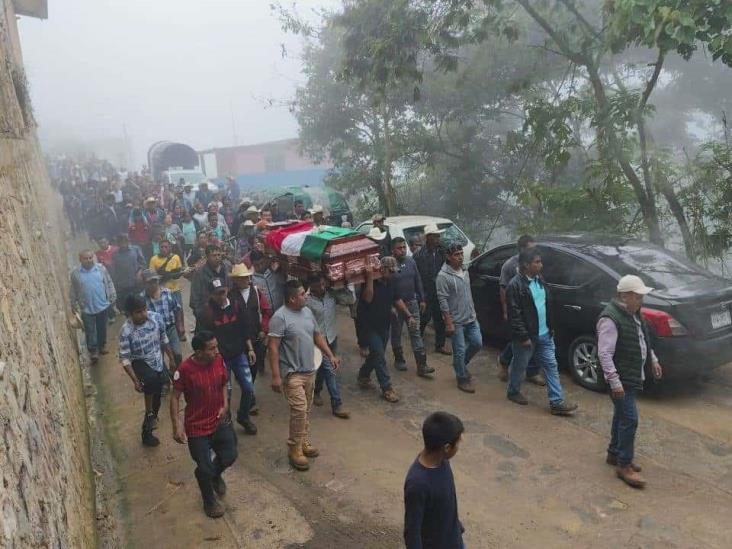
0, 1, 96, 547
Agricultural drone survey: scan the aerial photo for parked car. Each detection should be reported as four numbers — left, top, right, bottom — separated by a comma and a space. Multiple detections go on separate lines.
355, 216, 475, 264
469, 234, 732, 391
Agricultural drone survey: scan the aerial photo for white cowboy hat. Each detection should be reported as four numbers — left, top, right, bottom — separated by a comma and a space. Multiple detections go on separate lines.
231, 263, 255, 278
313, 347, 323, 370
423, 223, 445, 236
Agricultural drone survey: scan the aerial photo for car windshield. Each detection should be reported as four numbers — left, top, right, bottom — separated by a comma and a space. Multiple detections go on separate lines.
402, 222, 468, 247
579, 243, 714, 290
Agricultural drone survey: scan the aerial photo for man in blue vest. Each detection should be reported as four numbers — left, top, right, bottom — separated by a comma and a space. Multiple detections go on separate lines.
597, 275, 663, 488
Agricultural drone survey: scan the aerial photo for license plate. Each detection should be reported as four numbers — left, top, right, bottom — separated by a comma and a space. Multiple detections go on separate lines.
711, 309, 732, 330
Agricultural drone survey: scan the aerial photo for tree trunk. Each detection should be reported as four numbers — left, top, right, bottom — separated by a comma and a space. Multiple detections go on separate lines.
381, 103, 398, 216
657, 172, 696, 259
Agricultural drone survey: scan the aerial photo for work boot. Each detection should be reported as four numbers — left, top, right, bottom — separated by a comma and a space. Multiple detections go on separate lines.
313, 393, 324, 407
332, 406, 350, 419
606, 453, 642, 472
457, 378, 476, 394
141, 413, 160, 446
526, 373, 546, 386
507, 392, 528, 405
212, 475, 227, 497
237, 417, 258, 435
393, 348, 408, 371
302, 442, 319, 458
204, 499, 225, 519
288, 444, 309, 471
195, 469, 221, 516
357, 376, 373, 390
382, 388, 399, 403
616, 465, 646, 488
416, 356, 435, 378
550, 400, 578, 416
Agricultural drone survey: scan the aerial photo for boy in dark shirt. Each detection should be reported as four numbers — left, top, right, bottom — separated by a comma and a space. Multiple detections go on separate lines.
404, 411, 465, 549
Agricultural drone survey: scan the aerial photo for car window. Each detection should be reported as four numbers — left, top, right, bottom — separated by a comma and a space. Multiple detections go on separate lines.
474, 246, 516, 277
578, 243, 715, 290
538, 247, 599, 287
402, 223, 468, 248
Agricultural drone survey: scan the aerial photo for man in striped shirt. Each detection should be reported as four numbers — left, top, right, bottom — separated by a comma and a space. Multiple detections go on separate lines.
119, 295, 176, 447
142, 269, 183, 369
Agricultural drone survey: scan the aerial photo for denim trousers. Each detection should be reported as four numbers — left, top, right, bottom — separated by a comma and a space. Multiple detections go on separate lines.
165, 324, 182, 363
420, 294, 446, 350
391, 299, 426, 360
358, 329, 392, 391
82, 308, 108, 352
315, 339, 342, 409
223, 353, 254, 422
450, 320, 483, 383
499, 343, 539, 377
188, 420, 238, 505
508, 333, 564, 404
608, 387, 639, 467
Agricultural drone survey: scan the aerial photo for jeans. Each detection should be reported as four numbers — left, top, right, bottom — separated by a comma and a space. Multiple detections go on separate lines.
391, 299, 426, 361
82, 309, 108, 352
508, 333, 564, 404
315, 339, 342, 409
165, 324, 182, 363
358, 330, 392, 391
282, 371, 316, 447
450, 320, 483, 383
188, 421, 238, 505
420, 294, 446, 350
499, 343, 539, 377
608, 387, 639, 467
223, 353, 254, 423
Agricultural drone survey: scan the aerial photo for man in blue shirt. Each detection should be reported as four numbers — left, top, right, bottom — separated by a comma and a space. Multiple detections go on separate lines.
506, 248, 578, 415
70, 250, 116, 364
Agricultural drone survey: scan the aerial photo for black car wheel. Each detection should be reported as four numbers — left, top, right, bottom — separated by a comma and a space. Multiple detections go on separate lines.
568, 335, 606, 392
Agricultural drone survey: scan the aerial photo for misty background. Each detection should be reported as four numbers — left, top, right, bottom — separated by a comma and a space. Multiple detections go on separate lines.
18, 0, 336, 168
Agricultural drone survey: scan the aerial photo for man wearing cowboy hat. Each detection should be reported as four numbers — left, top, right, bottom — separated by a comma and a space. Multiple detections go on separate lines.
367, 226, 390, 258
229, 263, 273, 414
310, 205, 327, 226
597, 274, 662, 488
414, 223, 451, 355
371, 214, 391, 255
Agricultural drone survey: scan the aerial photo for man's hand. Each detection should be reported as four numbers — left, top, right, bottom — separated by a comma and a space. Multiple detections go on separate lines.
445, 321, 455, 337
407, 316, 418, 330
248, 350, 257, 366
502, 311, 508, 323
173, 423, 187, 444
359, 346, 369, 358
271, 375, 283, 393
133, 380, 144, 393
610, 386, 625, 400
419, 302, 426, 314
330, 356, 342, 371
521, 339, 532, 348
652, 362, 663, 380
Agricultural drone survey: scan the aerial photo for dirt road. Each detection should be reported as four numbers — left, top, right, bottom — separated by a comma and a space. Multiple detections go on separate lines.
89, 289, 732, 548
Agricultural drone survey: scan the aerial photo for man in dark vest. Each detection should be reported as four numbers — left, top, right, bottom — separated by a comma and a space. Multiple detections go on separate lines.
597, 275, 663, 488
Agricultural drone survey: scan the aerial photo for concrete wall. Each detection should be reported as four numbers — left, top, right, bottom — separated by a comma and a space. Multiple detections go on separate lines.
0, 1, 96, 547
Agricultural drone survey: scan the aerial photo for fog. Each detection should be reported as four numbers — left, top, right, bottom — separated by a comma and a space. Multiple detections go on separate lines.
18, 0, 337, 168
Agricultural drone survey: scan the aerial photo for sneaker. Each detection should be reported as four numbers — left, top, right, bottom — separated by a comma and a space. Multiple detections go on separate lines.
606, 453, 642, 472
237, 418, 258, 435
249, 405, 259, 416
417, 363, 435, 378
382, 388, 399, 403
332, 406, 350, 419
457, 379, 475, 393
550, 400, 578, 416
526, 374, 546, 386
204, 499, 225, 518
313, 393, 324, 407
357, 376, 373, 390
142, 433, 160, 447
212, 476, 227, 497
435, 346, 452, 356
616, 465, 646, 489
393, 360, 408, 372
507, 392, 528, 405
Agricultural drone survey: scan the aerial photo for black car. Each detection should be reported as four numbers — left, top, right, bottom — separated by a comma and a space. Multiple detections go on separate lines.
470, 234, 732, 391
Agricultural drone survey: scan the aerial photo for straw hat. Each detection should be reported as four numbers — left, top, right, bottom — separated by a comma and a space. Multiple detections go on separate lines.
231, 263, 254, 278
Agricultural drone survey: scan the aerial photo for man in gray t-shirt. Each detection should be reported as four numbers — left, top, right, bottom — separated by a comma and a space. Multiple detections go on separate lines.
268, 279, 340, 472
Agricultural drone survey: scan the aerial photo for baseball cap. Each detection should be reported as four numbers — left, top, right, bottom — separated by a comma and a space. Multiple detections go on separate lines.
380, 256, 400, 272
142, 269, 161, 282
209, 278, 228, 292
617, 275, 653, 295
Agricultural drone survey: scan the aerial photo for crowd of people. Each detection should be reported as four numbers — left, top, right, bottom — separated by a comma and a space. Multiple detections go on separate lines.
60, 156, 662, 545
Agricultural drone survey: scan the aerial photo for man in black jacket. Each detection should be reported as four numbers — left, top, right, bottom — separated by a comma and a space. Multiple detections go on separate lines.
506, 248, 577, 415
413, 224, 450, 355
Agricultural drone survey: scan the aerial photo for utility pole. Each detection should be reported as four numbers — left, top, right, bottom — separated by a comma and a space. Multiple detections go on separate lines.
229, 101, 238, 146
